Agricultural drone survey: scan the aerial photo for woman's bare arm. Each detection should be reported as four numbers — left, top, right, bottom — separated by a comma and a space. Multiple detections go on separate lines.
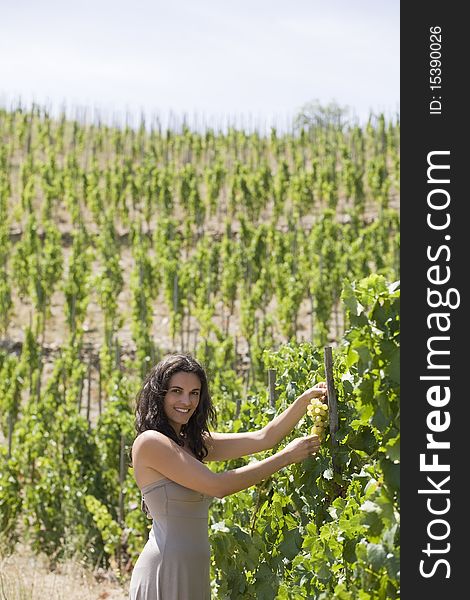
133, 429, 320, 499
203, 383, 327, 462
259, 382, 327, 449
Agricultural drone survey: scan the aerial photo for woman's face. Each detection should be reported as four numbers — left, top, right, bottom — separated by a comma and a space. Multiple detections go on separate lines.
163, 371, 201, 434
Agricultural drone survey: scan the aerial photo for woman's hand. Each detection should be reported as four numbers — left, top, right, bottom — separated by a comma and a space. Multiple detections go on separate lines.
257, 382, 327, 454
298, 381, 327, 405
280, 434, 321, 465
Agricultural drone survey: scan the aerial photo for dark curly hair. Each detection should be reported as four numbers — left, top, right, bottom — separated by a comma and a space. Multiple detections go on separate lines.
134, 353, 217, 462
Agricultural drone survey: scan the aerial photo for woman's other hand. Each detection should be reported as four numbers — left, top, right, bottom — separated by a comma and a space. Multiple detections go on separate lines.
298, 381, 327, 405
280, 434, 321, 465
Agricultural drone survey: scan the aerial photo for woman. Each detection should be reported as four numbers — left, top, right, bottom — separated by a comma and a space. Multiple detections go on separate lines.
128, 353, 327, 600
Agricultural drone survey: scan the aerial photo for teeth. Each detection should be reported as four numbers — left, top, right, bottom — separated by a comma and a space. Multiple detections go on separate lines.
175, 408, 190, 413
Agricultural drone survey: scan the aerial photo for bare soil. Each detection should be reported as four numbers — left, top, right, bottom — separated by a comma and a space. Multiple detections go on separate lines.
0, 544, 129, 600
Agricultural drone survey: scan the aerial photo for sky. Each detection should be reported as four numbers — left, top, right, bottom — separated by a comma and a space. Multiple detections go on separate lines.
0, 0, 399, 131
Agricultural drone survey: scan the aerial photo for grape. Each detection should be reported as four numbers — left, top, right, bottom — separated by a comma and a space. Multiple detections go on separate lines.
307, 396, 329, 442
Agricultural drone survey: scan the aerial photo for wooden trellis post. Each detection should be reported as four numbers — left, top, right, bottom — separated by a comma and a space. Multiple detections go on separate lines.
118, 432, 126, 574
86, 354, 92, 427
324, 346, 340, 474
119, 433, 126, 525
98, 357, 102, 417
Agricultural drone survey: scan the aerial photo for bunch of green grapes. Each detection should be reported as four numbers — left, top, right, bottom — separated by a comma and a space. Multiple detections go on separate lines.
307, 397, 329, 441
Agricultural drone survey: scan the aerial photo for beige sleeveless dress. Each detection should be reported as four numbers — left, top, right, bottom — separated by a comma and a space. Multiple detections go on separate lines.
128, 477, 213, 600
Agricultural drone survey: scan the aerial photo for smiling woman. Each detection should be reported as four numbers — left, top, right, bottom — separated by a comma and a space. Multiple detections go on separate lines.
128, 353, 327, 600
163, 374, 203, 433
133, 354, 216, 468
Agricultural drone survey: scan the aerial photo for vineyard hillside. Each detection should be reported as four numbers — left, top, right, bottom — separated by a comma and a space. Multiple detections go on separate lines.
0, 105, 400, 599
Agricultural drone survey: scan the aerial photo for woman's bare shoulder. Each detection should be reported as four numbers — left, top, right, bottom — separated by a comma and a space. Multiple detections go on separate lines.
132, 430, 172, 460
133, 429, 169, 449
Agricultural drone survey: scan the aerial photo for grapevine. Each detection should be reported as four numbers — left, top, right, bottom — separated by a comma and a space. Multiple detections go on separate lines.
0, 104, 400, 598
